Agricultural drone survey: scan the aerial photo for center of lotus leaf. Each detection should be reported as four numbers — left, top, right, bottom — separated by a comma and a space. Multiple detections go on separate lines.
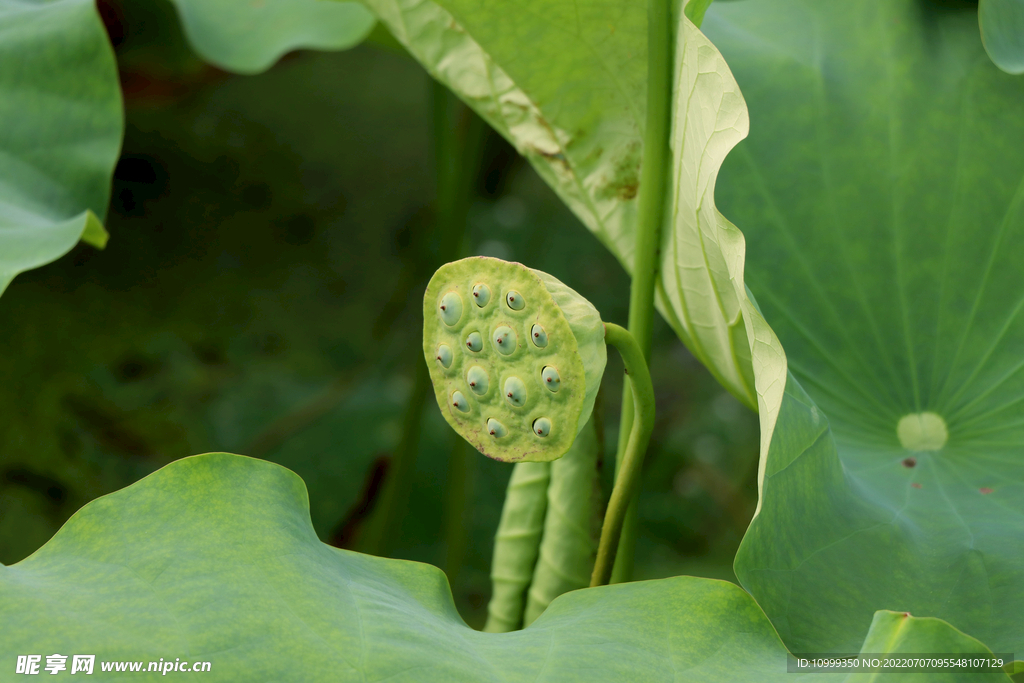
896, 412, 948, 452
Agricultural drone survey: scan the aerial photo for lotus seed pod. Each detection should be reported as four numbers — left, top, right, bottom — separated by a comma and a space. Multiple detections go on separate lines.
541, 366, 561, 392
531, 324, 548, 348
423, 256, 607, 462
465, 331, 483, 352
436, 344, 453, 369
467, 366, 489, 395
472, 283, 491, 307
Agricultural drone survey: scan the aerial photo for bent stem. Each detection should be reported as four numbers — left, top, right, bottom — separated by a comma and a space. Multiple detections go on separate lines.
611, 0, 672, 584
591, 323, 656, 588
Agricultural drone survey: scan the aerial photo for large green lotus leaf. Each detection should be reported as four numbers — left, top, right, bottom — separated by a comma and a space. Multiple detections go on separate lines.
362, 0, 772, 411
169, 0, 375, 74
0, 453, 1009, 682
702, 0, 1024, 655
0, 0, 122, 296
980, 0, 1024, 75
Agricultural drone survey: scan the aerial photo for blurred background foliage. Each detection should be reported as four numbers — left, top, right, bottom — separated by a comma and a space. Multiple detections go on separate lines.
0, 0, 758, 628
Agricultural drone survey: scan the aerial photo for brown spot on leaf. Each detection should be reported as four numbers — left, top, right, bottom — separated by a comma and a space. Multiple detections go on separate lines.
902, 457, 916, 468
595, 140, 641, 201
533, 147, 571, 174
911, 483, 922, 489
980, 487, 993, 495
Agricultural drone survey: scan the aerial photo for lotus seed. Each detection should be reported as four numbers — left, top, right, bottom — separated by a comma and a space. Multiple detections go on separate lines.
436, 344, 453, 369
487, 418, 508, 438
541, 366, 560, 392
472, 283, 491, 307
533, 417, 551, 437
439, 291, 463, 326
505, 290, 525, 310
465, 331, 483, 352
503, 376, 527, 407
451, 391, 471, 413
530, 324, 547, 348
492, 325, 517, 355
467, 366, 489, 395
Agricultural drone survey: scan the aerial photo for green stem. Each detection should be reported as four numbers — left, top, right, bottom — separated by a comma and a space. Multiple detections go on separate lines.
434, 81, 478, 257
360, 79, 484, 557
442, 437, 471, 581
610, 0, 673, 584
360, 362, 431, 556
592, 323, 656, 588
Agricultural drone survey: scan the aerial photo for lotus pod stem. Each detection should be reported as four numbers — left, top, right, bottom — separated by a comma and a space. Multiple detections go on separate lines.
522, 414, 600, 626
591, 323, 655, 587
482, 461, 551, 633
423, 257, 607, 462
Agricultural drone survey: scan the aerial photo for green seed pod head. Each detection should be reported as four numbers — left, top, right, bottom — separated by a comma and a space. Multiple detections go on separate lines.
423, 256, 606, 462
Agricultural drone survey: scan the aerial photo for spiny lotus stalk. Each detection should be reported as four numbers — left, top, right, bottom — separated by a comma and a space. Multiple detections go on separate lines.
423, 256, 607, 463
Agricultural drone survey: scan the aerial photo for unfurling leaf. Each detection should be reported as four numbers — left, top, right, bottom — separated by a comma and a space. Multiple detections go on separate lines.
482, 461, 550, 633
523, 414, 600, 626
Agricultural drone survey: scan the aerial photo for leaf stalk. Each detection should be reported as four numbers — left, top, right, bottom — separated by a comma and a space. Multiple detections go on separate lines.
592, 323, 655, 587
610, 0, 672, 583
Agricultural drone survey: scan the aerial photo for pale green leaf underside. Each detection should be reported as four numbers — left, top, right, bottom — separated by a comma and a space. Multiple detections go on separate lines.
0, 454, 1007, 682
169, 0, 375, 74
980, 0, 1024, 75
0, 0, 122, 297
363, 0, 765, 411
704, 0, 1024, 655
